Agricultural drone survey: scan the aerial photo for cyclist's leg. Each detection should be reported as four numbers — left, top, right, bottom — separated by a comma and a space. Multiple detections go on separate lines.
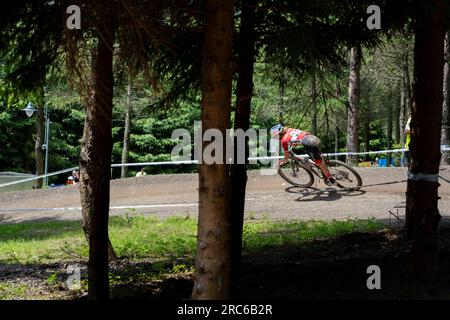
302, 135, 332, 180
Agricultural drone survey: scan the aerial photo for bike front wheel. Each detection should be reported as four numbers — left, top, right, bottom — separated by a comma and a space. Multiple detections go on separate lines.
278, 160, 314, 188
326, 159, 362, 190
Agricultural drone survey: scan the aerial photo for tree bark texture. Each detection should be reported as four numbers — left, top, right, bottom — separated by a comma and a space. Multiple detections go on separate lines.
229, 0, 256, 282
406, 0, 446, 281
347, 45, 361, 166
79, 0, 116, 300
192, 0, 234, 300
121, 75, 132, 178
442, 31, 450, 165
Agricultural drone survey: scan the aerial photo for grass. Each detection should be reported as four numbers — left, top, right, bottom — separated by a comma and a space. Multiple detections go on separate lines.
243, 218, 383, 251
0, 215, 198, 264
0, 215, 387, 300
0, 214, 384, 265
0, 282, 28, 300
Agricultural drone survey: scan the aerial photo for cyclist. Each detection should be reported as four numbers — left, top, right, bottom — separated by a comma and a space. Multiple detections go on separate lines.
270, 124, 336, 186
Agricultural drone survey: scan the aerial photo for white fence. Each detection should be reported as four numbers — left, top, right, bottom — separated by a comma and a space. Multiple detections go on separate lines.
1, 146, 449, 190
0, 172, 37, 192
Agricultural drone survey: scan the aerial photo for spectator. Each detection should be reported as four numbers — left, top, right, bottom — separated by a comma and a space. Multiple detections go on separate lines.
67, 170, 80, 185
404, 117, 411, 166
136, 168, 147, 177
73, 170, 80, 183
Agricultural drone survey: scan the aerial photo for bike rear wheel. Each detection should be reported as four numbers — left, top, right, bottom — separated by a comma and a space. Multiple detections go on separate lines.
278, 160, 314, 188
326, 159, 362, 190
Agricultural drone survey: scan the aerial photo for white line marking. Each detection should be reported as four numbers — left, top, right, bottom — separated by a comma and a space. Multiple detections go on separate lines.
0, 198, 265, 213
0, 203, 199, 213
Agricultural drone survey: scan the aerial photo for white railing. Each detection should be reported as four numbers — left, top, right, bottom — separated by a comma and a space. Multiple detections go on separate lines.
1, 146, 449, 189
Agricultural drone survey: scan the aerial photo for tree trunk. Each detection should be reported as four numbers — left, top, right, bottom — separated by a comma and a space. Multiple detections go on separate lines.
346, 45, 361, 166
394, 91, 401, 145
364, 109, 370, 162
387, 97, 393, 167
335, 123, 339, 161
79, 1, 116, 300
121, 75, 132, 178
279, 75, 286, 123
34, 99, 45, 189
406, 0, 445, 281
442, 31, 450, 165
400, 52, 413, 156
400, 76, 407, 166
191, 0, 234, 300
403, 52, 413, 120
229, 0, 256, 282
311, 68, 318, 135
399, 82, 406, 145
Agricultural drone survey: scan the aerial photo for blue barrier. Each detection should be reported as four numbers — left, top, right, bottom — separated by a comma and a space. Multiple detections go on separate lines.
377, 158, 396, 167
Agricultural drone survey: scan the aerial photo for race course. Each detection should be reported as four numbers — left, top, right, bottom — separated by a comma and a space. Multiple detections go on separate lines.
0, 167, 449, 225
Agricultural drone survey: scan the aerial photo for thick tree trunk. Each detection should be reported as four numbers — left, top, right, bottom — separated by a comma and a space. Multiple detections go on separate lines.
442, 31, 450, 165
191, 0, 234, 300
346, 45, 361, 166
121, 76, 132, 178
34, 100, 45, 189
406, 0, 445, 281
79, 1, 116, 300
229, 0, 256, 282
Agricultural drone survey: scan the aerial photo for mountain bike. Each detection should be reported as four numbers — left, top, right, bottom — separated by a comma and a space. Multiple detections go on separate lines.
278, 149, 362, 190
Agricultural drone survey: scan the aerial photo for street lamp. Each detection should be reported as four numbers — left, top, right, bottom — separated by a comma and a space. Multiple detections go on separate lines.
22, 101, 50, 186
23, 102, 37, 117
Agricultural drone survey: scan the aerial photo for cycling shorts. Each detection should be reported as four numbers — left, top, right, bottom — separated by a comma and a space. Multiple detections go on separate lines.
301, 135, 322, 160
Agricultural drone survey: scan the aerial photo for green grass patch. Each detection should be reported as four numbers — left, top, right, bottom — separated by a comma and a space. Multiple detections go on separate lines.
0, 215, 198, 264
0, 215, 384, 265
0, 282, 28, 300
243, 218, 383, 251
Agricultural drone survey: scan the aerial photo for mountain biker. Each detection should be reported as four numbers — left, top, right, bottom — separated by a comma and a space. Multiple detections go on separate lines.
270, 124, 336, 186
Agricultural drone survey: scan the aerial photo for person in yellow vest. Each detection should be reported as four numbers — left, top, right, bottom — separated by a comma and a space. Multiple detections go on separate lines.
404, 117, 411, 166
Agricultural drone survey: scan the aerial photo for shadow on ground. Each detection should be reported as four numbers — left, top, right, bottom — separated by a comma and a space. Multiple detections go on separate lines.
233, 227, 450, 300
284, 186, 367, 202
3, 223, 450, 300
112, 224, 450, 300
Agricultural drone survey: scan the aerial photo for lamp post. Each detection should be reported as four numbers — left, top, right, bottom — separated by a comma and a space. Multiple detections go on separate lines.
22, 101, 50, 186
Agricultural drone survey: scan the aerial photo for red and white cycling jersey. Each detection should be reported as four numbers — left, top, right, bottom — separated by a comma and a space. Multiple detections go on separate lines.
281, 128, 310, 153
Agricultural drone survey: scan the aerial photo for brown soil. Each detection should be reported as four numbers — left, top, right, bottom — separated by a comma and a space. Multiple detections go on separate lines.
3, 225, 450, 300
1, 167, 450, 225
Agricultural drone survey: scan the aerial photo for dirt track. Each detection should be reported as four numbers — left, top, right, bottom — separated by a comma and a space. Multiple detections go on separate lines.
0, 167, 449, 224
